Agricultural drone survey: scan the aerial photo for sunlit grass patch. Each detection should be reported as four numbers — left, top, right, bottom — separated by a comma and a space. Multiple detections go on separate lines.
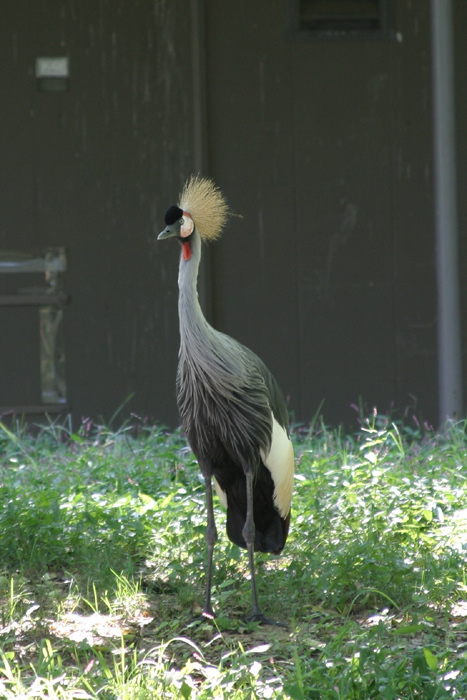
1, 414, 467, 697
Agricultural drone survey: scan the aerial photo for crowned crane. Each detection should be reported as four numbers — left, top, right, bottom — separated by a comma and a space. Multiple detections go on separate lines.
158, 176, 294, 623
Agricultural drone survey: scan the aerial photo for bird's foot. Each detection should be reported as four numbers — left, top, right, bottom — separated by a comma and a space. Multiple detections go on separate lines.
188, 609, 216, 628
247, 612, 288, 628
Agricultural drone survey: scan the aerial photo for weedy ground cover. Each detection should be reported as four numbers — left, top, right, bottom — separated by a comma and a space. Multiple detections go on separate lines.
0, 413, 467, 698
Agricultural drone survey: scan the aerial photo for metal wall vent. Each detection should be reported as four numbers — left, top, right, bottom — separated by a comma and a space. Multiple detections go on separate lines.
289, 0, 395, 40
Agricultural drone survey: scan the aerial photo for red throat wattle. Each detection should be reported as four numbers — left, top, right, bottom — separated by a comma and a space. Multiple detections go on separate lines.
182, 240, 192, 261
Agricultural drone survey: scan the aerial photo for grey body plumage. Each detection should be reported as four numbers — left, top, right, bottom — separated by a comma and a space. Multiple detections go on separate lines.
158, 177, 294, 622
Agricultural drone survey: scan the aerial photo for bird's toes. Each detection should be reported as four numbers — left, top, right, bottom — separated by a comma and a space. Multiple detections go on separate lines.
247, 612, 288, 628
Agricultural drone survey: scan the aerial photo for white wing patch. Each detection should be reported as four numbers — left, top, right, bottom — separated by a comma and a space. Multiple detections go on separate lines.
213, 477, 227, 508
212, 415, 294, 517
260, 414, 294, 518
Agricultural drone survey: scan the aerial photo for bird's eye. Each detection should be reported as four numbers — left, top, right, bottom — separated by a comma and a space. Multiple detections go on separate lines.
179, 218, 184, 225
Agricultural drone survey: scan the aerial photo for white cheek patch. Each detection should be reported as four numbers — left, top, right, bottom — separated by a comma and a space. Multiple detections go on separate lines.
214, 477, 227, 508
260, 414, 294, 518
180, 213, 194, 238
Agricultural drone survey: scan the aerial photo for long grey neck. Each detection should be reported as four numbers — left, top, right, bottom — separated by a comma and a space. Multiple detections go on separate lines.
177, 229, 247, 392
178, 230, 212, 348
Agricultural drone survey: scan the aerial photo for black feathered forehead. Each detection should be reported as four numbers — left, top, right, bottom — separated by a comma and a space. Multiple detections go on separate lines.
165, 205, 183, 226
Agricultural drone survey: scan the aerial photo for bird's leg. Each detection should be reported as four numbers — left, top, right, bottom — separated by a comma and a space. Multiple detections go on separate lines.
243, 471, 287, 627
203, 475, 217, 618
242, 470, 265, 622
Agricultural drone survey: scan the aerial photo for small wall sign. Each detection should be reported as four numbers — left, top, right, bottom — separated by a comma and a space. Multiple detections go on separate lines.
35, 57, 70, 91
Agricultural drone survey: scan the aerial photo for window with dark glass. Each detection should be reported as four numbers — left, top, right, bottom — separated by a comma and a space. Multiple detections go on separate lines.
289, 0, 395, 40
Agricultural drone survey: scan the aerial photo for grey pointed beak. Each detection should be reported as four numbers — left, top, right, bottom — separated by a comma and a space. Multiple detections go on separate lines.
157, 225, 178, 240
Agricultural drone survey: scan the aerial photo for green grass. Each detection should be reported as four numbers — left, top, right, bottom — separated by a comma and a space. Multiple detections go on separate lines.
1, 413, 467, 698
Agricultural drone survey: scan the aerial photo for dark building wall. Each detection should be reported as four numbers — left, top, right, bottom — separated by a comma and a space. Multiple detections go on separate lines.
0, 0, 197, 426
0, 0, 465, 428
204, 0, 463, 427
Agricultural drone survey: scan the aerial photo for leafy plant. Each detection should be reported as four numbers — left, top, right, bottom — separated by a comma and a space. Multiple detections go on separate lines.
1, 415, 467, 698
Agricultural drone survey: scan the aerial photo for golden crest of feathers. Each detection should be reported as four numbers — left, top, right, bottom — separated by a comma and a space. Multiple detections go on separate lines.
179, 175, 230, 242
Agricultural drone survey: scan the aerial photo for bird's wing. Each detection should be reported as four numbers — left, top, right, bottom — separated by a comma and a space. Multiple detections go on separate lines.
248, 350, 290, 434
260, 413, 294, 518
